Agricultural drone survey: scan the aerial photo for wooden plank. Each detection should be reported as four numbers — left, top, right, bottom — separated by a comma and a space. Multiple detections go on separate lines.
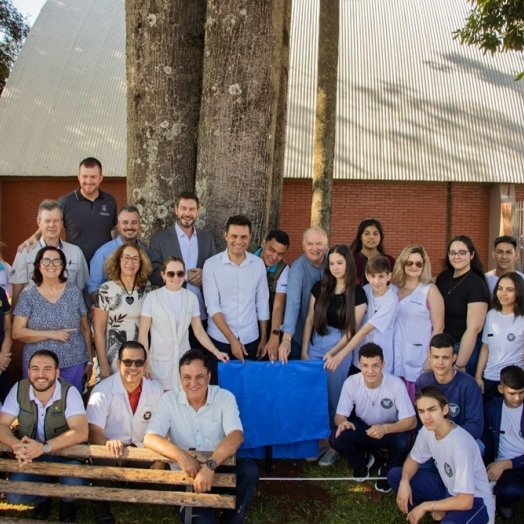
0, 459, 236, 488
1, 519, 54, 524
0, 480, 235, 509
0, 444, 235, 466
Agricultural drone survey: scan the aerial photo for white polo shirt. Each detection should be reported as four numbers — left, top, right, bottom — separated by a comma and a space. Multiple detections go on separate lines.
86, 373, 164, 446
411, 424, 495, 522
2, 380, 85, 443
146, 385, 243, 465
336, 372, 415, 426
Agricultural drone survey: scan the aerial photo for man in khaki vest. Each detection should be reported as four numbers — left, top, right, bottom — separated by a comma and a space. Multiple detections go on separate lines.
0, 350, 88, 521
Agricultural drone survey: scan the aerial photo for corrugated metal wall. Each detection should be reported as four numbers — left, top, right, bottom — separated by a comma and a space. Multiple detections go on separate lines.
284, 0, 524, 183
0, 0, 126, 178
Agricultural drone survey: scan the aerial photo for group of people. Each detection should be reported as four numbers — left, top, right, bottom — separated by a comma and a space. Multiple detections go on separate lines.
0, 156, 521, 523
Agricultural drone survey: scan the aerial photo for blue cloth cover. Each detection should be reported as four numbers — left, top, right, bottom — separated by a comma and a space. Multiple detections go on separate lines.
218, 360, 329, 458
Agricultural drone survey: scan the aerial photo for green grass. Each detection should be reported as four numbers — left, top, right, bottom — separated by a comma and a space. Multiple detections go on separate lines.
0, 458, 523, 523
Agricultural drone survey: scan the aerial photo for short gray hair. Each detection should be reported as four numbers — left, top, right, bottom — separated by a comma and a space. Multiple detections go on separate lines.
37, 199, 63, 220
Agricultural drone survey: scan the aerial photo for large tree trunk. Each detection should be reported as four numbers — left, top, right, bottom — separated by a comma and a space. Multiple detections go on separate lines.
311, 0, 339, 239
195, 0, 289, 249
126, 0, 206, 240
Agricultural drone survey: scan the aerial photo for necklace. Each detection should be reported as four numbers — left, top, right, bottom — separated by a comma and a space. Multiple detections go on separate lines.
120, 277, 136, 305
448, 270, 471, 294
363, 381, 383, 406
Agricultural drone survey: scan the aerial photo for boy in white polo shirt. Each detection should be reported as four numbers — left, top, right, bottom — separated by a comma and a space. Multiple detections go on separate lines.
324, 255, 398, 374
329, 342, 416, 493
389, 386, 495, 524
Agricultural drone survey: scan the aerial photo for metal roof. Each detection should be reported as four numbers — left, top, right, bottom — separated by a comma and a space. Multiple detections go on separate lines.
0, 0, 523, 183
0, 0, 126, 178
284, 0, 524, 183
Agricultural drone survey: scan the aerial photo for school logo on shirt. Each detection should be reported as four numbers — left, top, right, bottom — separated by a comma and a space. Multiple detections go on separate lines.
380, 398, 393, 409
51, 406, 63, 416
444, 462, 454, 478
143, 411, 152, 421
100, 204, 110, 216
448, 403, 460, 417
507, 333, 516, 342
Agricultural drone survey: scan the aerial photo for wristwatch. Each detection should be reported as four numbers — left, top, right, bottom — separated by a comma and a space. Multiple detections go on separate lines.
205, 459, 218, 471
42, 441, 52, 454
271, 329, 280, 337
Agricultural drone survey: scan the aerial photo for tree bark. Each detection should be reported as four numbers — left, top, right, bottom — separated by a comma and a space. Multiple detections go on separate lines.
195, 0, 289, 249
126, 0, 206, 240
311, 0, 339, 239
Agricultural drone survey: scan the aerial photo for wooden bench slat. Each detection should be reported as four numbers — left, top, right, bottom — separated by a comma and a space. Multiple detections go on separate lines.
0, 459, 236, 488
1, 518, 55, 524
0, 444, 235, 466
0, 480, 236, 509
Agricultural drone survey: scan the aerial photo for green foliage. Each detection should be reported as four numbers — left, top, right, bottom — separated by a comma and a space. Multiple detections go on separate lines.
0, 0, 29, 94
454, 0, 524, 79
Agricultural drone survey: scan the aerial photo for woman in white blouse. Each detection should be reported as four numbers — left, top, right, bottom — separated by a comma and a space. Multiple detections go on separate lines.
138, 256, 228, 391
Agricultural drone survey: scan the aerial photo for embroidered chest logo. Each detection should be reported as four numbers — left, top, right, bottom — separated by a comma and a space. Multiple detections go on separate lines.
380, 398, 393, 409
507, 333, 516, 342
51, 406, 63, 416
143, 411, 152, 421
444, 462, 453, 478
448, 403, 460, 417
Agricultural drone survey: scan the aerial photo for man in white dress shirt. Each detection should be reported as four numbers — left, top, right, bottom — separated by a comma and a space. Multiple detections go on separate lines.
203, 215, 269, 379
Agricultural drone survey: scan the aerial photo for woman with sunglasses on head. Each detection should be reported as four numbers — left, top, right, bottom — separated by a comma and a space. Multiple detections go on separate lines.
475, 272, 524, 402
138, 256, 228, 391
350, 218, 396, 286
435, 235, 490, 376
390, 246, 444, 400
12, 246, 94, 392
93, 242, 151, 380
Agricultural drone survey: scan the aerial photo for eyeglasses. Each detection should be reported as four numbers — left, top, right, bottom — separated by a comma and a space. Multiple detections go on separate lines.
405, 260, 424, 268
121, 255, 141, 264
448, 250, 469, 258
166, 270, 186, 279
40, 258, 63, 267
120, 359, 145, 368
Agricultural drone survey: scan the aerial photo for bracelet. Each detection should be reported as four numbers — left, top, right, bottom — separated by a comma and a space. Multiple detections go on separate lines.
86, 362, 94, 366
282, 339, 291, 344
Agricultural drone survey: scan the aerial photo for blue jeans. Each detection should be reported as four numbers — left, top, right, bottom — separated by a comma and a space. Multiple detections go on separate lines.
329, 416, 411, 472
387, 468, 489, 523
177, 457, 259, 524
7, 454, 87, 504
454, 336, 482, 378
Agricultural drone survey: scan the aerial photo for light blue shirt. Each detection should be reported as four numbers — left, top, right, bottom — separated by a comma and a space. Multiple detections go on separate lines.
280, 253, 326, 345
88, 237, 146, 294
175, 224, 206, 320
203, 250, 270, 344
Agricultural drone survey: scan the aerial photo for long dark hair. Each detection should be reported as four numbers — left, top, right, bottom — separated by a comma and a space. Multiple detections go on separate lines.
314, 244, 357, 337
493, 272, 524, 317
32, 246, 67, 286
349, 218, 386, 255
445, 235, 486, 281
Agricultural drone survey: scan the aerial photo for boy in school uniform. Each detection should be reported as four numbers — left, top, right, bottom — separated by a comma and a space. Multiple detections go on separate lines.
483, 365, 524, 520
324, 255, 398, 374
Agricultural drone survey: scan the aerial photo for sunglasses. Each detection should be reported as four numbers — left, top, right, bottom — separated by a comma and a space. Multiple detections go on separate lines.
405, 260, 424, 268
120, 359, 145, 368
165, 270, 186, 279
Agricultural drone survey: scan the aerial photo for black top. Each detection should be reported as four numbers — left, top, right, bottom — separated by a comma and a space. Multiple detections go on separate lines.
435, 269, 490, 342
58, 189, 117, 264
312, 281, 367, 329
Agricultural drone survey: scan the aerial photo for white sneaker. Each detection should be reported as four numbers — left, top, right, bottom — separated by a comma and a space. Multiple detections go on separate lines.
318, 448, 340, 467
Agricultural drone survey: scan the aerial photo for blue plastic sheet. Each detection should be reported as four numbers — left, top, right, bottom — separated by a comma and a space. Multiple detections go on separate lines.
218, 360, 329, 458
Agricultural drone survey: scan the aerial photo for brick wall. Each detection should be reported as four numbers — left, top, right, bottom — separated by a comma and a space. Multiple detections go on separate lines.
0, 177, 493, 272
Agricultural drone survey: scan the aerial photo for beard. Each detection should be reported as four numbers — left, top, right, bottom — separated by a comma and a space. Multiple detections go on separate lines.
29, 376, 57, 393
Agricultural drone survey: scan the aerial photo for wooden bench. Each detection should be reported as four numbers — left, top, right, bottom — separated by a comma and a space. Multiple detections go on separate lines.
0, 444, 236, 523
